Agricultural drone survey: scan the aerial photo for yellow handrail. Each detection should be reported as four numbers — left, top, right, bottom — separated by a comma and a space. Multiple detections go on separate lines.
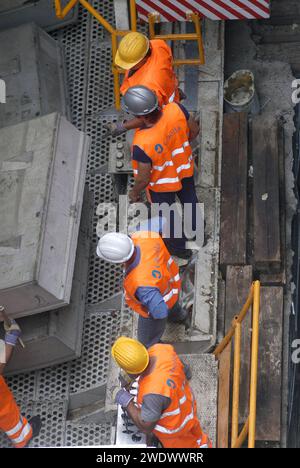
214, 280, 261, 448
55, 1, 205, 109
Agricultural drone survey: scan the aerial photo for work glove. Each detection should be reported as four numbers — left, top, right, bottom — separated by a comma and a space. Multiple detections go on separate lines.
119, 369, 135, 388
103, 121, 127, 138
4, 319, 21, 347
114, 388, 134, 408
178, 87, 187, 101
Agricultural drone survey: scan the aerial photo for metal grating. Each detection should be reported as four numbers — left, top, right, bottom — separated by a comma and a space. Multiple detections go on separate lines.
36, 363, 71, 400
69, 310, 121, 394
65, 421, 113, 446
5, 372, 37, 401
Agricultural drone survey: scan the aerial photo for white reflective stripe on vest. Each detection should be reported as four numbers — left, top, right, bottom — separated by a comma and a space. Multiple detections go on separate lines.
176, 155, 193, 174
133, 169, 138, 175
168, 90, 176, 103
171, 141, 190, 158
149, 177, 180, 186
6, 418, 23, 437
167, 257, 173, 266
170, 273, 180, 282
153, 160, 174, 172
163, 288, 178, 303
155, 408, 194, 434
11, 422, 31, 445
160, 394, 187, 420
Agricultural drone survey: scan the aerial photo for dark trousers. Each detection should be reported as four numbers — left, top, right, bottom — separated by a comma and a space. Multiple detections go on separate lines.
137, 302, 187, 348
149, 176, 199, 251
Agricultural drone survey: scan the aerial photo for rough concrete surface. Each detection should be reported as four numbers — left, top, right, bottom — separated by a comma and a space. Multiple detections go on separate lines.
225, 19, 297, 446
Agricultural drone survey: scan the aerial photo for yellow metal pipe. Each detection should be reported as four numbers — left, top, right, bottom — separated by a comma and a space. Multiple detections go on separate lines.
148, 13, 156, 39
55, 0, 78, 19
54, 0, 62, 17
232, 418, 249, 449
173, 59, 202, 66
151, 33, 203, 41
79, 0, 116, 34
248, 281, 260, 448
192, 14, 205, 65
129, 0, 137, 31
235, 284, 255, 324
231, 321, 241, 447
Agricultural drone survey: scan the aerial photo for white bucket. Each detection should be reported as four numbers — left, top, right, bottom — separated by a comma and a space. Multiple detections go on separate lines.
224, 70, 259, 114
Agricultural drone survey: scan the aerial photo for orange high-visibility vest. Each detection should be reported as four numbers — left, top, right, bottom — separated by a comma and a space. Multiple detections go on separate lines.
137, 344, 212, 448
0, 376, 32, 448
120, 40, 179, 107
124, 231, 181, 318
132, 103, 193, 193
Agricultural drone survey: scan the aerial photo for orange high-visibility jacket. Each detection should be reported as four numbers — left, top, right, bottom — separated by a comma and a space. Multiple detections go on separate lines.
120, 39, 179, 107
0, 376, 32, 448
132, 103, 193, 193
124, 231, 181, 318
137, 344, 212, 448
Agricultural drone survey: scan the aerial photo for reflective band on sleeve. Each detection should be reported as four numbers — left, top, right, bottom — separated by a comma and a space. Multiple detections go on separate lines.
176, 162, 191, 174
6, 418, 23, 437
11, 423, 31, 445
168, 91, 176, 103
133, 169, 138, 175
167, 257, 173, 266
155, 409, 194, 434
163, 288, 179, 303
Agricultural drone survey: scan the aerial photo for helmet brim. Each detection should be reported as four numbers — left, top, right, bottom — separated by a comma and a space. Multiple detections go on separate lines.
114, 38, 150, 70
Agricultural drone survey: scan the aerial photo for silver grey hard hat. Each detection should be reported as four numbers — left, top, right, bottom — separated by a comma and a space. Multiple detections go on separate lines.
122, 85, 159, 116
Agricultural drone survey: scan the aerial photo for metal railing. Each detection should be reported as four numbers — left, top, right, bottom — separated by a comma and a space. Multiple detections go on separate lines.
55, 0, 205, 109
213, 280, 261, 448
148, 11, 205, 66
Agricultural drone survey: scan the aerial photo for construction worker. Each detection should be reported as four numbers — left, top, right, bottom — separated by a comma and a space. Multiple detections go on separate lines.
112, 337, 212, 449
0, 311, 41, 448
96, 230, 190, 348
105, 31, 183, 137
123, 85, 200, 259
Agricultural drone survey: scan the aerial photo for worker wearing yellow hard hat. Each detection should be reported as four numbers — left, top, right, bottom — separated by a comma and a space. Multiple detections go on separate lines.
112, 336, 212, 449
104, 31, 185, 137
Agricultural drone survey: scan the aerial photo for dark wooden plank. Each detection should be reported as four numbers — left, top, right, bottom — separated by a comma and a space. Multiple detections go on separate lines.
252, 116, 281, 272
225, 265, 253, 422
220, 113, 248, 272
217, 342, 231, 448
256, 286, 283, 441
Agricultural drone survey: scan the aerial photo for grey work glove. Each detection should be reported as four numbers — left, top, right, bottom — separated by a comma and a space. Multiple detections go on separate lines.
119, 369, 135, 388
114, 388, 134, 408
103, 121, 127, 137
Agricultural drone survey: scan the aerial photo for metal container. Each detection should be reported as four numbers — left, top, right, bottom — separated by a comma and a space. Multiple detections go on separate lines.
0, 113, 90, 319
0, 22, 70, 129
224, 70, 260, 114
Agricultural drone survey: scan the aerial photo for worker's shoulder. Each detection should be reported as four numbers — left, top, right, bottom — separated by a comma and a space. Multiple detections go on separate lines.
150, 39, 171, 53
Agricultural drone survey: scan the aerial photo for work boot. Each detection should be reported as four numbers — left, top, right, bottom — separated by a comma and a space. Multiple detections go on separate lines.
25, 415, 42, 447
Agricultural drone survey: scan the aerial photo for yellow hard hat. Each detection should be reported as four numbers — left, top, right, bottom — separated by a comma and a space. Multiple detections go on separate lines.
111, 336, 149, 374
115, 32, 150, 70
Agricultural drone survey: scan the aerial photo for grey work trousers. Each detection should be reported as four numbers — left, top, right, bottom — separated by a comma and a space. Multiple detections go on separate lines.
137, 302, 187, 349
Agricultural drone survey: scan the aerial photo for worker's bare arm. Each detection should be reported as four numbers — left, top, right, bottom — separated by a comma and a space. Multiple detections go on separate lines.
123, 117, 144, 131
188, 115, 200, 141
129, 162, 151, 202
126, 401, 158, 435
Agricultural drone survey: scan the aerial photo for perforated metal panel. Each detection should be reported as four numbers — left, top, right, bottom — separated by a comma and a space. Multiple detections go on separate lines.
36, 364, 71, 400
65, 422, 113, 446
69, 310, 121, 394
5, 373, 37, 401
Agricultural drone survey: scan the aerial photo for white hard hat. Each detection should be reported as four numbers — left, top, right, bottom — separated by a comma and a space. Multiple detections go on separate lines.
96, 232, 134, 263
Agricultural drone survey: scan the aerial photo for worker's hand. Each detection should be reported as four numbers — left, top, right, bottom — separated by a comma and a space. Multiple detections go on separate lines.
119, 370, 135, 388
178, 87, 187, 101
103, 121, 127, 138
129, 189, 141, 203
4, 319, 21, 347
114, 388, 134, 408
